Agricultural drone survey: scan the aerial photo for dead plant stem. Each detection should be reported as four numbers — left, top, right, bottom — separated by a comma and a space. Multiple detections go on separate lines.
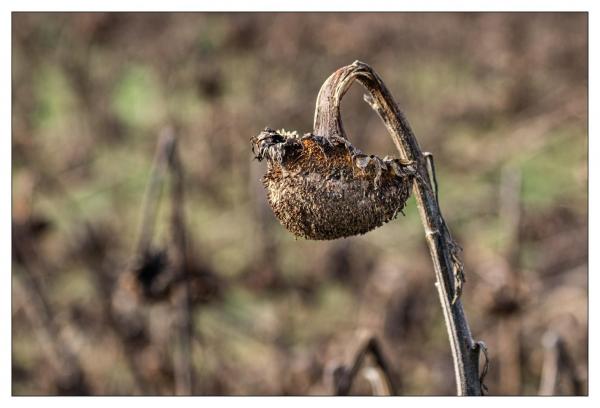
313, 61, 486, 395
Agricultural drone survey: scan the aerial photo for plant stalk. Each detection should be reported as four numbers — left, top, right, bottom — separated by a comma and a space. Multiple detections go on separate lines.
163, 128, 196, 395
313, 61, 486, 395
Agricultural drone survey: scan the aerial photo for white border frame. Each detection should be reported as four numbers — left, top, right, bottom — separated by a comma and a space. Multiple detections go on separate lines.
2, 2, 595, 407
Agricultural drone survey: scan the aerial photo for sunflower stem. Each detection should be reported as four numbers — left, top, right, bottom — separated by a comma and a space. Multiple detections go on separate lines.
313, 61, 486, 396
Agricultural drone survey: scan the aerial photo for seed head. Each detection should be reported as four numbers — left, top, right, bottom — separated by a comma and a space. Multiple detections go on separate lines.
252, 128, 415, 240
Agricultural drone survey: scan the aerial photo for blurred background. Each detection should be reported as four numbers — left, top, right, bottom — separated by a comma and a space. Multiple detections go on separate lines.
11, 12, 587, 395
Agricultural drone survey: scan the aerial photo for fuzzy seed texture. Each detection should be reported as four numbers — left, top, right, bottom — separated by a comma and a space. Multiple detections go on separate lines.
252, 128, 415, 240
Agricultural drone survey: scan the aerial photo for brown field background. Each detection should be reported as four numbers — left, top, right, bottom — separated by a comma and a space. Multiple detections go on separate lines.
12, 12, 588, 395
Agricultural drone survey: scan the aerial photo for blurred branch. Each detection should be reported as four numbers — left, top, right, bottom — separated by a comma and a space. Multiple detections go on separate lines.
314, 61, 487, 395
333, 336, 398, 396
500, 166, 523, 275
134, 131, 174, 258
13, 132, 156, 394
496, 166, 523, 395
162, 127, 196, 395
538, 331, 584, 396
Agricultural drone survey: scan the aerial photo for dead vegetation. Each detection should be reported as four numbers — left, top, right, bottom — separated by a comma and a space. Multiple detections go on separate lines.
12, 12, 587, 395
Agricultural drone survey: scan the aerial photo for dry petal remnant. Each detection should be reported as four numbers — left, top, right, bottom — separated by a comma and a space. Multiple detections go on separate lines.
252, 128, 416, 240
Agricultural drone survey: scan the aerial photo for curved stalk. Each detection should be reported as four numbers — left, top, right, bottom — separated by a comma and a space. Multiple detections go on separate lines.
313, 61, 487, 395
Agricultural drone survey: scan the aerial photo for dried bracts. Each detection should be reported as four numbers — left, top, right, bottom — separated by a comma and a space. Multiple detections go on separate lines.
252, 128, 416, 240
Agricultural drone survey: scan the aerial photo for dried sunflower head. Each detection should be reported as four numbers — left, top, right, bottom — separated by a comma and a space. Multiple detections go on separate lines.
252, 128, 416, 240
